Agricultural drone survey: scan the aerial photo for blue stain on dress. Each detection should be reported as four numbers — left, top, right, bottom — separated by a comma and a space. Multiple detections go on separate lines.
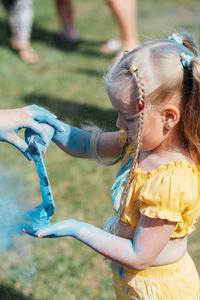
118, 266, 124, 279
111, 157, 133, 212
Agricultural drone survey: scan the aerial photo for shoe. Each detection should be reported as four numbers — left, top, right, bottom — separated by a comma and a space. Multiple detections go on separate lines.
100, 39, 122, 54
112, 42, 140, 63
60, 24, 79, 42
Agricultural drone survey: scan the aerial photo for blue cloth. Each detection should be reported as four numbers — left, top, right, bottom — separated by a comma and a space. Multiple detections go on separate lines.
23, 129, 55, 229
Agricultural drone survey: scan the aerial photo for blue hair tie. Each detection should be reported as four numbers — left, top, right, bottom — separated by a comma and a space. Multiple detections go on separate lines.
180, 52, 193, 68
168, 33, 183, 45
168, 33, 194, 69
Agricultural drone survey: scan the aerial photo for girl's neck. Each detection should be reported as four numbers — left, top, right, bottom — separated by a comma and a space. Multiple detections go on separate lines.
138, 134, 193, 172
157, 134, 190, 158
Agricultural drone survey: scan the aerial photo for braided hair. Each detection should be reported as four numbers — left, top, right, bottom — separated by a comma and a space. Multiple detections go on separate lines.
105, 32, 200, 234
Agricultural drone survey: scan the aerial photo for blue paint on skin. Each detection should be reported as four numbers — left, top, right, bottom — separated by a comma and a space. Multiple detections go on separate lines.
24, 219, 138, 268
24, 219, 78, 238
52, 121, 92, 156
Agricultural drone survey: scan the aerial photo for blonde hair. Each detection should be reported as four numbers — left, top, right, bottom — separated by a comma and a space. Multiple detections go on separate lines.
104, 32, 200, 234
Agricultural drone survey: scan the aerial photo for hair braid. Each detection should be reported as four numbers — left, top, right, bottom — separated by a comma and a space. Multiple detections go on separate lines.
122, 72, 145, 203
107, 71, 145, 235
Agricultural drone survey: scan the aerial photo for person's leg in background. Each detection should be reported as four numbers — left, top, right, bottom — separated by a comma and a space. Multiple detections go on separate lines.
198, 1, 200, 28
55, 0, 78, 42
101, 0, 139, 57
2, 0, 38, 63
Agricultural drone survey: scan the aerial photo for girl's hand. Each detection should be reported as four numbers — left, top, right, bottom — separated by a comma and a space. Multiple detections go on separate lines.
23, 219, 78, 238
0, 105, 65, 160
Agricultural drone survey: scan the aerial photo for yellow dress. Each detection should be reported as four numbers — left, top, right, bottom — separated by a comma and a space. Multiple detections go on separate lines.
110, 131, 200, 299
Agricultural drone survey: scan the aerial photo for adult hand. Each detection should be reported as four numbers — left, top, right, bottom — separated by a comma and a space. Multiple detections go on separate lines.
0, 105, 65, 160
23, 219, 78, 238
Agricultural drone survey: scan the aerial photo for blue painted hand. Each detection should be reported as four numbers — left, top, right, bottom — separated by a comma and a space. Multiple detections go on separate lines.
23, 219, 78, 238
0, 105, 65, 160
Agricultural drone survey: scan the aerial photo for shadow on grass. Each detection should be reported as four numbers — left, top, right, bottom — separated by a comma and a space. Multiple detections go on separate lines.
0, 18, 11, 49
0, 18, 112, 59
23, 93, 117, 131
0, 284, 34, 300
72, 67, 106, 78
31, 24, 105, 58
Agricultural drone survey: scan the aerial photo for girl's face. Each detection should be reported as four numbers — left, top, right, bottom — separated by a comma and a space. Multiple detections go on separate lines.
108, 89, 165, 151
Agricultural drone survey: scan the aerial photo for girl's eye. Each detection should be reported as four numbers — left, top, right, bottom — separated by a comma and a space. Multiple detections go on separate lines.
125, 118, 135, 123
124, 113, 140, 123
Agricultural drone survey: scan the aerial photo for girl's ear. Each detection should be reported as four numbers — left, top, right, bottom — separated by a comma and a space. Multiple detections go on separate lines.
161, 104, 180, 130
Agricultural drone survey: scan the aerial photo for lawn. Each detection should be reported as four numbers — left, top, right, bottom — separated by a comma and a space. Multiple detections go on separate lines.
0, 0, 199, 299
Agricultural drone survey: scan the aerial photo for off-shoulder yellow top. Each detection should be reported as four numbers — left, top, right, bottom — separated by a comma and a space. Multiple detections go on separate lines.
111, 131, 200, 238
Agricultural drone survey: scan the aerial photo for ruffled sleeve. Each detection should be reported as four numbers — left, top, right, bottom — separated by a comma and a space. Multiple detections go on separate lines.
136, 161, 200, 237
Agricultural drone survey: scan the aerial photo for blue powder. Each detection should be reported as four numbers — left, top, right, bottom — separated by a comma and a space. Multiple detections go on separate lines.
0, 168, 34, 251
118, 267, 124, 279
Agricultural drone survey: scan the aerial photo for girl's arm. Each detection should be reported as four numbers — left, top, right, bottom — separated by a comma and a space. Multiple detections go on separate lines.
24, 215, 176, 270
52, 120, 121, 159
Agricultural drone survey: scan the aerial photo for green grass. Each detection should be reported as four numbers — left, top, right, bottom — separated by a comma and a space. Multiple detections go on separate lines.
0, 0, 199, 299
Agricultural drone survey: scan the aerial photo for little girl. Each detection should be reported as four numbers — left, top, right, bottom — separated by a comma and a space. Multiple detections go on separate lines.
25, 32, 200, 299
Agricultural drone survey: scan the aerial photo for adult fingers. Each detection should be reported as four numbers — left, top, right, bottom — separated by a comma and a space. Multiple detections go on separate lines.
38, 124, 55, 154
26, 120, 48, 140
33, 115, 65, 133
25, 124, 54, 154
6, 134, 33, 161
23, 105, 57, 118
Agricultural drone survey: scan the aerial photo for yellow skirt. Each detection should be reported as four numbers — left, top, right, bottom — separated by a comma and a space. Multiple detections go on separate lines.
111, 252, 200, 300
